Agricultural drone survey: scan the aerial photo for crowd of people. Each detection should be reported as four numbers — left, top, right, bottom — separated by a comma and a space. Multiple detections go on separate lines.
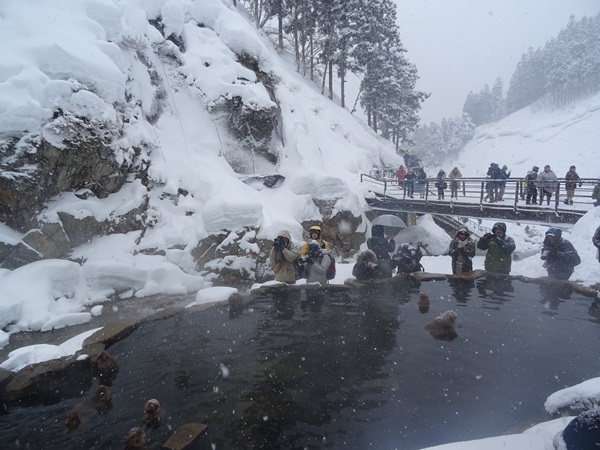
269, 222, 600, 284
393, 163, 600, 207
269, 219, 598, 285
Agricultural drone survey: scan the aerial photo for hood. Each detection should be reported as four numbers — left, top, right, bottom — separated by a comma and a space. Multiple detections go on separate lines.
276, 229, 292, 241
357, 249, 378, 264
491, 222, 507, 234
456, 227, 470, 237
545, 228, 562, 240
309, 225, 322, 237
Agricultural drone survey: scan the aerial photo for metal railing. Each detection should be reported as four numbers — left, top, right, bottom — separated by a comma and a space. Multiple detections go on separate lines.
360, 174, 598, 218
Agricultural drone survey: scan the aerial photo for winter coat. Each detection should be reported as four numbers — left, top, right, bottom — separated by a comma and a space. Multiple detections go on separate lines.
487, 163, 501, 179
476, 223, 516, 274
417, 169, 427, 183
525, 171, 538, 194
541, 228, 579, 280
499, 167, 511, 186
405, 171, 417, 188
448, 235, 477, 274
367, 225, 395, 277
565, 169, 582, 190
393, 243, 423, 273
300, 238, 330, 257
449, 168, 462, 181
396, 165, 407, 181
305, 250, 332, 284
592, 184, 600, 201
593, 226, 600, 262
536, 169, 558, 193
353, 249, 385, 280
269, 229, 299, 283
435, 170, 447, 189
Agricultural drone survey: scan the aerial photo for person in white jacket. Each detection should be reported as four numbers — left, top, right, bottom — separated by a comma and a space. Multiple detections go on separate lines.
536, 165, 558, 206
303, 240, 332, 285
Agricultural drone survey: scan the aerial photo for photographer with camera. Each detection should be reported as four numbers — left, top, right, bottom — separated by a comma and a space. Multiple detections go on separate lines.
269, 229, 299, 283
352, 249, 384, 281
448, 228, 476, 275
393, 242, 424, 273
476, 222, 516, 274
366, 224, 396, 277
300, 240, 332, 285
540, 228, 580, 280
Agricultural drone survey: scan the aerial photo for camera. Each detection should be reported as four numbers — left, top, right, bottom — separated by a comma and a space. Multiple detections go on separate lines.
541, 248, 551, 260
300, 255, 314, 265
273, 236, 284, 248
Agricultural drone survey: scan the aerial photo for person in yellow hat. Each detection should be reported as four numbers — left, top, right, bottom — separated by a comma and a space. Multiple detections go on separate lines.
300, 225, 330, 256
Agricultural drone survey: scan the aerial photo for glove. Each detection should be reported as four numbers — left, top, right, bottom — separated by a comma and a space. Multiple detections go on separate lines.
457, 240, 468, 248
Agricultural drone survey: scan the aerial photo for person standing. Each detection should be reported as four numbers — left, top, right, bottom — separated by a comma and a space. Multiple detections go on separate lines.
540, 228, 580, 280
448, 228, 477, 274
435, 169, 447, 200
536, 165, 558, 206
564, 165, 582, 206
485, 162, 501, 203
352, 249, 384, 280
303, 240, 332, 284
593, 179, 600, 207
396, 165, 406, 186
269, 230, 300, 283
525, 166, 539, 205
417, 168, 427, 198
367, 224, 396, 277
497, 165, 511, 201
593, 225, 600, 262
448, 167, 462, 199
300, 225, 330, 256
476, 222, 516, 274
405, 169, 416, 198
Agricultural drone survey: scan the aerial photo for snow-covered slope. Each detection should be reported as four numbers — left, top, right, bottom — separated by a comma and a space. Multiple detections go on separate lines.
443, 92, 600, 179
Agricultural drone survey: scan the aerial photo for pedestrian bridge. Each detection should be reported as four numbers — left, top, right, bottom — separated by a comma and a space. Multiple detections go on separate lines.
361, 174, 598, 225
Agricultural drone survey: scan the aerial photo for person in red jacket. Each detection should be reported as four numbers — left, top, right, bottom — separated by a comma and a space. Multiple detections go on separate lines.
396, 165, 406, 187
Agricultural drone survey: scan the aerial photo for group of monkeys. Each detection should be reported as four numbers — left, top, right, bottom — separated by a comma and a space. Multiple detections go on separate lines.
63, 350, 161, 449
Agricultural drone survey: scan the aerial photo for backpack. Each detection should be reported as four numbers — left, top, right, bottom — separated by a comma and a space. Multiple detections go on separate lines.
573, 252, 581, 267
326, 254, 336, 280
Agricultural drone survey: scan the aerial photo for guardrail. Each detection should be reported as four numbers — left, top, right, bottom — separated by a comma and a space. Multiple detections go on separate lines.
360, 174, 598, 221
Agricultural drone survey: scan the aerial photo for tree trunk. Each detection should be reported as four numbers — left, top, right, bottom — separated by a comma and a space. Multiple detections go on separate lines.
321, 59, 328, 95
293, 8, 300, 72
310, 35, 314, 81
278, 10, 284, 50
328, 60, 333, 100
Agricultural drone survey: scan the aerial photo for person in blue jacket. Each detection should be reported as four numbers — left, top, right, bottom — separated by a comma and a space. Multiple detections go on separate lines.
540, 228, 580, 280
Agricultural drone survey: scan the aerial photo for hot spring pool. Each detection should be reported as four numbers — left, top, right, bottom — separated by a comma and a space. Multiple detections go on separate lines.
1, 277, 599, 449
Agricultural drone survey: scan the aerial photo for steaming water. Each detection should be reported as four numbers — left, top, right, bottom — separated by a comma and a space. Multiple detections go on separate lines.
1, 277, 599, 449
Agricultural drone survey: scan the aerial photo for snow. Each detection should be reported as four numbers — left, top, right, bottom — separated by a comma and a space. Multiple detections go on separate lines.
1, 1, 600, 448
0, 327, 100, 372
186, 286, 238, 308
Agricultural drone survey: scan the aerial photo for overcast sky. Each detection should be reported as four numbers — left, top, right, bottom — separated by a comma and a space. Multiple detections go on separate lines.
394, 0, 600, 124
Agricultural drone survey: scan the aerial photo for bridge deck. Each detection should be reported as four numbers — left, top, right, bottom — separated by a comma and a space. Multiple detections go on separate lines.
361, 175, 598, 225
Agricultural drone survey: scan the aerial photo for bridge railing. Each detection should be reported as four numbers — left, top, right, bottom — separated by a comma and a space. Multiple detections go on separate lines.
360, 174, 598, 216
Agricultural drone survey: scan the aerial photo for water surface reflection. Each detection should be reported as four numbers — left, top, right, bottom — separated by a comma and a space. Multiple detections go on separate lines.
0, 278, 599, 450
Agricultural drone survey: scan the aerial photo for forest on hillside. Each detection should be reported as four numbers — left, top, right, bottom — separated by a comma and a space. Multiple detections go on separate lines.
233, 3, 598, 166
232, 0, 429, 148
410, 13, 600, 166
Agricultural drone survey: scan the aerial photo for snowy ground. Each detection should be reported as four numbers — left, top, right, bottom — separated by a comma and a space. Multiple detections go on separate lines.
1, 1, 600, 448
